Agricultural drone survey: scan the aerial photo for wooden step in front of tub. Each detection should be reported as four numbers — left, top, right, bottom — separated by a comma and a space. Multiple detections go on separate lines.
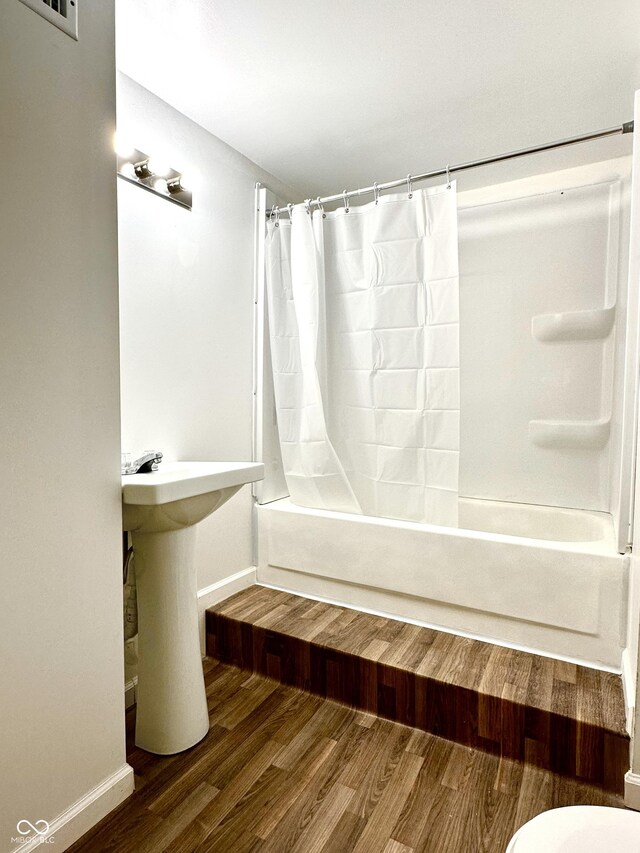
205, 585, 629, 794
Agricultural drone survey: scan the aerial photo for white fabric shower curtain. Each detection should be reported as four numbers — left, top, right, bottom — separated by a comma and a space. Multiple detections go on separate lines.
265, 183, 460, 526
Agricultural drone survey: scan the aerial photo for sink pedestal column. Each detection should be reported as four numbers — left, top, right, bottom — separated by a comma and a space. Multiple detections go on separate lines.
132, 527, 209, 754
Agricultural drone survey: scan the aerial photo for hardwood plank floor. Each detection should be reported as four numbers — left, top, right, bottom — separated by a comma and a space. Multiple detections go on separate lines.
206, 586, 629, 792
69, 660, 624, 853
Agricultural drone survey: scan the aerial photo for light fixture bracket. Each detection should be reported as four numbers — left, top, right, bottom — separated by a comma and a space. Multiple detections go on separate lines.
117, 148, 192, 211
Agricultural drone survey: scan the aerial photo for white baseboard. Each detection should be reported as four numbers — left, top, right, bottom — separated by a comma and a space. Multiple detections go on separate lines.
11, 764, 134, 852
625, 771, 640, 810
197, 567, 257, 653
622, 648, 636, 736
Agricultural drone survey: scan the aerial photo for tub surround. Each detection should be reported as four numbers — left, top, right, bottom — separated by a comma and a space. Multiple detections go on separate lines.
206, 585, 629, 794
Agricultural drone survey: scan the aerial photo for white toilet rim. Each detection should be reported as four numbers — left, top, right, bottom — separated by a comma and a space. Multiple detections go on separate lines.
506, 806, 640, 853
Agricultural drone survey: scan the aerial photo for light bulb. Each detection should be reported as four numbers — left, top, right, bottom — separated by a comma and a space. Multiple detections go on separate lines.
147, 156, 172, 177
177, 172, 197, 193
119, 162, 136, 179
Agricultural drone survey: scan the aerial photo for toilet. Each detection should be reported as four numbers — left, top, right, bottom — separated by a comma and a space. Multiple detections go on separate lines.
506, 806, 640, 851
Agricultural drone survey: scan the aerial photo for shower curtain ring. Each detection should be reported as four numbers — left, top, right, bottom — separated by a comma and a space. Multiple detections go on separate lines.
287, 203, 294, 220
316, 196, 325, 218
373, 182, 380, 205
274, 206, 280, 227
269, 204, 276, 221
304, 198, 312, 215
343, 190, 350, 213
406, 174, 413, 199
446, 165, 451, 189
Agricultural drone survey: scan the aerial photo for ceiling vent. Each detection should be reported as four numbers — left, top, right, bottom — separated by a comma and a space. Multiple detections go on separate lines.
18, 0, 78, 40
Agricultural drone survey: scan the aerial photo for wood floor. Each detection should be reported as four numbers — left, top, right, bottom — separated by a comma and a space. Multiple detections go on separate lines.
69, 659, 624, 853
206, 586, 629, 793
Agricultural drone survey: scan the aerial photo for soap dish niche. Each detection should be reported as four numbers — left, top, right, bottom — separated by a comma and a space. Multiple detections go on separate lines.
532, 306, 615, 343
529, 418, 611, 450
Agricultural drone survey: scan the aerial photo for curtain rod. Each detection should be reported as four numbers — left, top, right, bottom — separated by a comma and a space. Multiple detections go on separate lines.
268, 120, 634, 215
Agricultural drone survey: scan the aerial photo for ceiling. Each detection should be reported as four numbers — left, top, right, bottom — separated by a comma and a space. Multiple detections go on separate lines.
116, 1, 640, 200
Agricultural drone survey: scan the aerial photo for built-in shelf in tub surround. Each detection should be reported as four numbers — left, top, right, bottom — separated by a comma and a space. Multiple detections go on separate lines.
206, 585, 629, 794
529, 418, 611, 450
531, 306, 615, 342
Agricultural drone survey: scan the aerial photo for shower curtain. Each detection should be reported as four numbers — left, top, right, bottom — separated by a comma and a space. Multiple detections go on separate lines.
265, 184, 460, 526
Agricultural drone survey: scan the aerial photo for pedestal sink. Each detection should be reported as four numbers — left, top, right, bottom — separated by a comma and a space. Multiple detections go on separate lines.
122, 461, 264, 754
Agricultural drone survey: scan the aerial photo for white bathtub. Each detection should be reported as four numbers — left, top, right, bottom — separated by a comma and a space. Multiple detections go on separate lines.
257, 497, 628, 669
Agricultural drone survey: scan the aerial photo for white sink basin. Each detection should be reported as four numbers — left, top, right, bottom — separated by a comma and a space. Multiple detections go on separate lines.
122, 461, 264, 532
122, 460, 264, 755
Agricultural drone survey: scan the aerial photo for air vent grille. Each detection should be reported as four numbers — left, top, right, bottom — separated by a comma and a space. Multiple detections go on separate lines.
18, 0, 78, 40
44, 0, 68, 17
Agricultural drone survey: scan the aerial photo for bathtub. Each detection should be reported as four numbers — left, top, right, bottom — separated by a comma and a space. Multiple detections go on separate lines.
257, 497, 628, 669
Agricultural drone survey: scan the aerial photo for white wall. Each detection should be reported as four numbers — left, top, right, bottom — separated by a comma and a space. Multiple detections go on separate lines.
117, 74, 297, 601
0, 1, 132, 849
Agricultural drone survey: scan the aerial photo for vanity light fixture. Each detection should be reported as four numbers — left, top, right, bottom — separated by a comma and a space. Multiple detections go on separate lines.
116, 145, 193, 211
167, 176, 184, 193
